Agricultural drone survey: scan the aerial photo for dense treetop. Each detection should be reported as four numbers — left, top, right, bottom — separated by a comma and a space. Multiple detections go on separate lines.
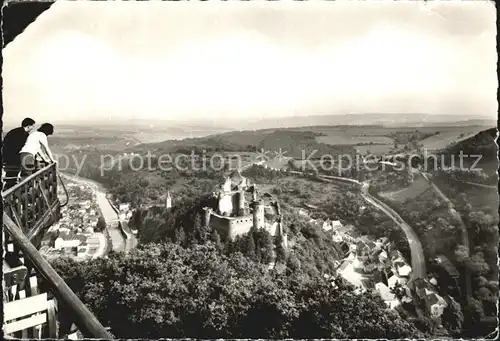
51, 243, 423, 339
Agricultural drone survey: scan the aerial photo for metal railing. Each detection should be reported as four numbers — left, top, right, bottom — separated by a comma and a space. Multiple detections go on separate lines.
2, 163, 60, 242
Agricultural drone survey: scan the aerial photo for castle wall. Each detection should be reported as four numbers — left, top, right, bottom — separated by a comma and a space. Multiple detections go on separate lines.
209, 214, 232, 240
228, 216, 253, 239
210, 176, 281, 241
208, 211, 253, 241
267, 221, 279, 236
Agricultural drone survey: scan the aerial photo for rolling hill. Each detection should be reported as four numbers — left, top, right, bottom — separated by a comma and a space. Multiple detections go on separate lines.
439, 127, 498, 174
245, 114, 496, 130
130, 128, 356, 159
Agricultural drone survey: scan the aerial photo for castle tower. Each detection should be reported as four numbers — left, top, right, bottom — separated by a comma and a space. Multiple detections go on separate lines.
238, 190, 245, 216
166, 191, 172, 209
274, 200, 281, 216
251, 200, 265, 229
217, 192, 222, 214
203, 207, 213, 227
252, 186, 258, 201
222, 176, 232, 192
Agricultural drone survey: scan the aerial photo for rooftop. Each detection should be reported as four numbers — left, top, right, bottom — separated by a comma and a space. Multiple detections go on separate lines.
375, 282, 397, 302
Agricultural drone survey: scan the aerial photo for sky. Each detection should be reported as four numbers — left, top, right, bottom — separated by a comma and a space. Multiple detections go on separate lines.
2, 0, 497, 124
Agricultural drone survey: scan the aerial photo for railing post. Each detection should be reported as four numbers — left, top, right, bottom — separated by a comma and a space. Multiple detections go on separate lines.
3, 213, 113, 339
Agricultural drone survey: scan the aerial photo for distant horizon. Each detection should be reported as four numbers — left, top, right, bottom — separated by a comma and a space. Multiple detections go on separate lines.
2, 112, 496, 130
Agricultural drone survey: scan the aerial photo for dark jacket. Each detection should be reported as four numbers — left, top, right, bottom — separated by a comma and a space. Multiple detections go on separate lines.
2, 127, 29, 165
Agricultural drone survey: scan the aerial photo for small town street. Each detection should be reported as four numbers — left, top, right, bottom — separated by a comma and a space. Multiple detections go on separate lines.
60, 173, 137, 254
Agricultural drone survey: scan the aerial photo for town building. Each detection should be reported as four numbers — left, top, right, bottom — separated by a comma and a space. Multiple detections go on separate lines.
42, 181, 106, 261
408, 278, 448, 318
119, 203, 131, 212
54, 232, 87, 250
322, 219, 343, 233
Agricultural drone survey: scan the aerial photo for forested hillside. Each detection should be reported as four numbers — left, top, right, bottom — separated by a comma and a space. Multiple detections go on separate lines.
50, 244, 423, 339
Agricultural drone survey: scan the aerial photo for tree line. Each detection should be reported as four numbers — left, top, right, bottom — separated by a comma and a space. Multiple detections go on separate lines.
50, 243, 423, 339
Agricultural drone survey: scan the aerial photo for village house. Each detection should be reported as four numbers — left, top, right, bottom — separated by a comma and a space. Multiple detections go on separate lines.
54, 233, 87, 250
408, 278, 448, 318
119, 203, 131, 212
83, 226, 95, 235
76, 245, 88, 258
321, 219, 343, 233
373, 268, 401, 309
41, 180, 107, 262
389, 248, 413, 279
337, 255, 369, 293
375, 282, 400, 309
335, 235, 416, 309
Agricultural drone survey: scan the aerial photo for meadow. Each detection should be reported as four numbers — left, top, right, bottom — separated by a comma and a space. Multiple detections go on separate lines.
308, 125, 493, 156
257, 176, 345, 208
354, 144, 395, 156
421, 127, 488, 151
433, 176, 499, 217
379, 174, 431, 203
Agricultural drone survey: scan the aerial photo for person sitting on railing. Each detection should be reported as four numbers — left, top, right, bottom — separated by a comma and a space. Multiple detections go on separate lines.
2, 117, 36, 190
19, 123, 55, 177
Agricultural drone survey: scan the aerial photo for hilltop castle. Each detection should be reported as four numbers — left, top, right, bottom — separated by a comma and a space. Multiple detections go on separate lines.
203, 170, 287, 243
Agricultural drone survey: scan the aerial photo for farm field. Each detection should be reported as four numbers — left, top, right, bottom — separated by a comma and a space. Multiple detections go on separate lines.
212, 129, 275, 146
433, 176, 499, 218
316, 134, 393, 145
215, 126, 398, 147
305, 126, 429, 136
256, 176, 344, 208
421, 127, 489, 151
354, 144, 395, 156
310, 127, 395, 150
379, 174, 430, 203
132, 131, 210, 143
310, 125, 494, 152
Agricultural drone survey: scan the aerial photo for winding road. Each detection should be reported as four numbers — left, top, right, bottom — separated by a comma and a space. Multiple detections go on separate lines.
94, 190, 126, 252
421, 172, 472, 296
286, 169, 427, 278
456, 180, 497, 190
360, 187, 427, 278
